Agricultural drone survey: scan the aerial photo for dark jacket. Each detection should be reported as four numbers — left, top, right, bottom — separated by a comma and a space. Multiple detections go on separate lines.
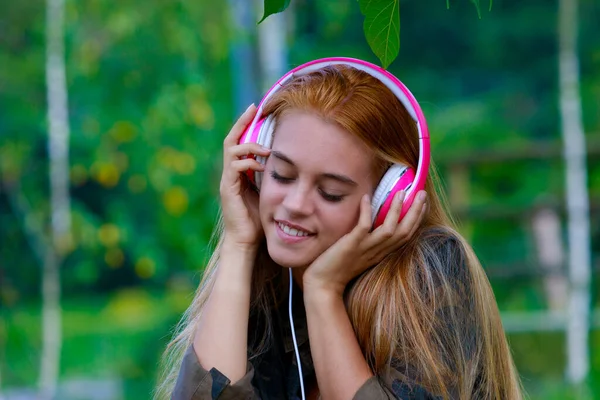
172, 232, 469, 399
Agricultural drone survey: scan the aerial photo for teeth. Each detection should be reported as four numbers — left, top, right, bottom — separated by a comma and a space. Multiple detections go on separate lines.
278, 222, 310, 237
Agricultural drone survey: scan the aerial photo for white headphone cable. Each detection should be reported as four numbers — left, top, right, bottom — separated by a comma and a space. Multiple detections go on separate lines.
288, 267, 306, 400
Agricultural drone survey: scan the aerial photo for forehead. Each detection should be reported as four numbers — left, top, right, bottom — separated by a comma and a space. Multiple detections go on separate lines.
272, 111, 373, 176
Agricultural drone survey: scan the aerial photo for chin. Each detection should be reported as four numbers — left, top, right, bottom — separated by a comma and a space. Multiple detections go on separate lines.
266, 242, 315, 269
267, 249, 313, 269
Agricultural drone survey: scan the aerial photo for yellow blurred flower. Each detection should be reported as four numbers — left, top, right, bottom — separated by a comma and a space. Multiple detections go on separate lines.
70, 164, 88, 186
115, 152, 129, 172
162, 186, 188, 216
109, 121, 137, 143
92, 162, 120, 187
157, 147, 196, 175
78, 39, 101, 77
157, 147, 177, 169
105, 247, 124, 268
188, 101, 215, 130
98, 223, 120, 247
128, 174, 147, 193
173, 153, 196, 175
135, 257, 156, 279
148, 167, 170, 192
103, 288, 154, 329
185, 84, 215, 130
56, 233, 75, 256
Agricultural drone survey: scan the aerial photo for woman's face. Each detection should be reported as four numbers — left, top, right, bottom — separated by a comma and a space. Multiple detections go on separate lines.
259, 110, 376, 269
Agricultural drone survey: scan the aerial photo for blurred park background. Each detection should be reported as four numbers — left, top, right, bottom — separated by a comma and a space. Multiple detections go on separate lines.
1, 0, 600, 399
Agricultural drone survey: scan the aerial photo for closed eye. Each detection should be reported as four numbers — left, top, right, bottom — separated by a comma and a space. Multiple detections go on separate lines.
271, 171, 345, 202
270, 171, 293, 183
319, 190, 344, 202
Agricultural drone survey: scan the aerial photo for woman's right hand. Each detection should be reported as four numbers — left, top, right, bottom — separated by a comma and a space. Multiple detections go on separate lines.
220, 104, 270, 251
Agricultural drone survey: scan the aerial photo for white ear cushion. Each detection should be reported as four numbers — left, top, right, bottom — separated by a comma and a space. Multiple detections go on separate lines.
254, 115, 276, 190
371, 164, 410, 223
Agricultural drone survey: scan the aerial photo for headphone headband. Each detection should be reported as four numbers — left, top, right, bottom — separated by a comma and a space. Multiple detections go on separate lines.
242, 57, 431, 220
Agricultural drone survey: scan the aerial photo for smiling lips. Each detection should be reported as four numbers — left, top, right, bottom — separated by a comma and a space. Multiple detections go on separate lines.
275, 220, 314, 243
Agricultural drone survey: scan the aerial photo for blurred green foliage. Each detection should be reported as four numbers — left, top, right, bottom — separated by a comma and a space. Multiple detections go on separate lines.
1, 0, 600, 398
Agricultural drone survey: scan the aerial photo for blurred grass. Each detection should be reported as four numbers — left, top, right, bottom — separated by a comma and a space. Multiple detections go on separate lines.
509, 330, 600, 399
2, 287, 191, 399
2, 288, 599, 399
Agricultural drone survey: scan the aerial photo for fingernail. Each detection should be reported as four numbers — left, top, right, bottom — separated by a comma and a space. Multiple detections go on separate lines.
418, 191, 427, 201
246, 103, 255, 112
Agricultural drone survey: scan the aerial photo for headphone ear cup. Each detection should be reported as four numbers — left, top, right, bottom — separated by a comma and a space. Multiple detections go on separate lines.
239, 116, 264, 188
241, 115, 275, 190
371, 164, 415, 228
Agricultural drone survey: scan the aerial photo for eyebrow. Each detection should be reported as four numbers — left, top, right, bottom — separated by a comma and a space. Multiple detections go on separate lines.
271, 150, 358, 186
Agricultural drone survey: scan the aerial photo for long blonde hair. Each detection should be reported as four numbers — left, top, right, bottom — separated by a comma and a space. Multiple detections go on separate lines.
155, 65, 523, 399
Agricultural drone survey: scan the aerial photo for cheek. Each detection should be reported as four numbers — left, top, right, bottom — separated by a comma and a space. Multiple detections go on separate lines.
259, 179, 283, 213
320, 202, 361, 237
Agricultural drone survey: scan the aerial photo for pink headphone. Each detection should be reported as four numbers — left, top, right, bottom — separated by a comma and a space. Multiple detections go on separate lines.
239, 57, 431, 229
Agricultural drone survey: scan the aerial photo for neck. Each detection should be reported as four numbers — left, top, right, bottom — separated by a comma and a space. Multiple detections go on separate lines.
290, 266, 308, 291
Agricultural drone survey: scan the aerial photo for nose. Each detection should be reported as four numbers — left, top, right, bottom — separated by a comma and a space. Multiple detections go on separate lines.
282, 183, 313, 217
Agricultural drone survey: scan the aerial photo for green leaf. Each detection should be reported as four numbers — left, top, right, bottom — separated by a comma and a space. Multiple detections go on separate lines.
358, 0, 400, 69
447, 0, 493, 15
258, 0, 291, 24
471, 0, 494, 18
471, 0, 482, 18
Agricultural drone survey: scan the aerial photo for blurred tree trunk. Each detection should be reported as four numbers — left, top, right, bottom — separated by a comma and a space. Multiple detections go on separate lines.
228, 0, 259, 114
256, 0, 288, 91
531, 207, 568, 311
40, 0, 71, 396
558, 0, 591, 387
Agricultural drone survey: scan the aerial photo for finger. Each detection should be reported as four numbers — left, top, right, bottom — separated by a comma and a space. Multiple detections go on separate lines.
350, 194, 373, 241
224, 104, 257, 146
222, 159, 264, 192
405, 200, 428, 238
376, 190, 406, 239
367, 190, 427, 252
372, 198, 428, 260
228, 158, 265, 175
399, 191, 427, 227
392, 190, 427, 239
367, 191, 405, 247
226, 143, 271, 161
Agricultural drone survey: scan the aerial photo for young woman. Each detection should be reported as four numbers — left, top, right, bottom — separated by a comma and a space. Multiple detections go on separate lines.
155, 59, 523, 400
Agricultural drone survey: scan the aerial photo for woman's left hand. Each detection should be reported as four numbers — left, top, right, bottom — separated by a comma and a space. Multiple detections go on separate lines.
302, 190, 428, 297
